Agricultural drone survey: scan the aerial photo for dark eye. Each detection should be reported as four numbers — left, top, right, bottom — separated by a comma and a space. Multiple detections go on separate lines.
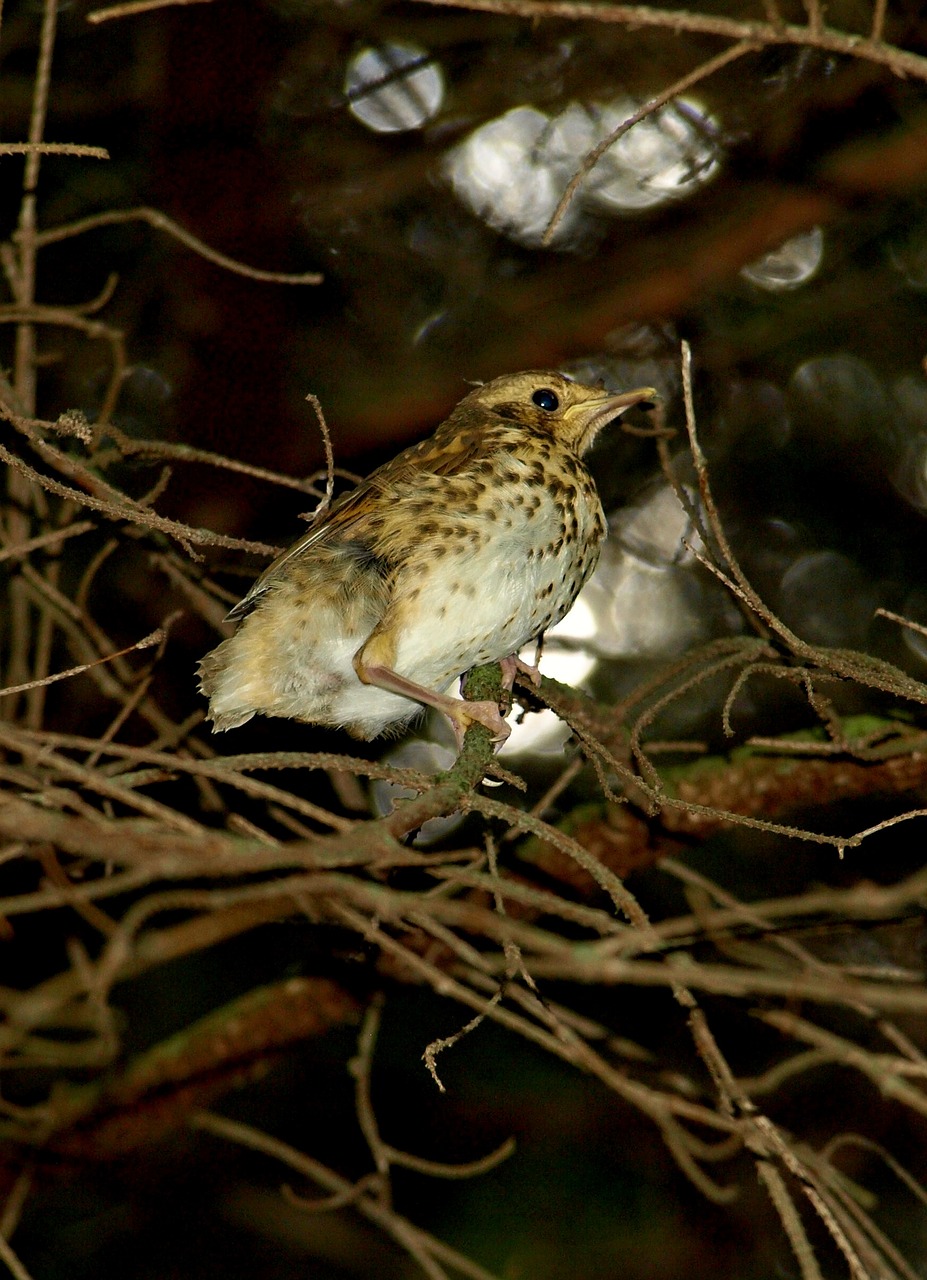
532, 388, 559, 412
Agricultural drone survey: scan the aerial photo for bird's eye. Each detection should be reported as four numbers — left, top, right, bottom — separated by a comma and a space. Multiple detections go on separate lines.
532, 388, 559, 412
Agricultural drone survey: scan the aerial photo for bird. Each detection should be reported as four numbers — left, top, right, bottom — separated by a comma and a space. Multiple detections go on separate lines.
198, 370, 657, 748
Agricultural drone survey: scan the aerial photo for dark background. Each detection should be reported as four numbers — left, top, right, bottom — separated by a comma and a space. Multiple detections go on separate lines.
4, 1, 927, 1275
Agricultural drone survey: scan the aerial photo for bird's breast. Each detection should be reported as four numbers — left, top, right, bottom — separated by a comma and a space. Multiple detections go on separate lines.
387, 453, 606, 690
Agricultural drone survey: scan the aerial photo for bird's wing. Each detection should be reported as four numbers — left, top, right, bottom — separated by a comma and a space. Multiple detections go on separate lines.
226, 483, 384, 621
226, 424, 484, 622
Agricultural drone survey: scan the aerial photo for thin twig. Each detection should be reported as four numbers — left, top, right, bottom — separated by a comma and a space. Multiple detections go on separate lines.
0, 143, 108, 158
0, 628, 165, 701
410, 0, 927, 83
543, 40, 757, 245
87, 0, 214, 21
27, 206, 321, 284
871, 0, 889, 41
190, 1111, 504, 1280
0, 1233, 36, 1280
0, 520, 95, 564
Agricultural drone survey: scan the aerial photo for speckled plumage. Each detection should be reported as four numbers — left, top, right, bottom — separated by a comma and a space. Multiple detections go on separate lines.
198, 371, 656, 745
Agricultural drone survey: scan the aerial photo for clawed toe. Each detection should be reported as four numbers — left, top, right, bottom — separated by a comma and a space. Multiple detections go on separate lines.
447, 699, 511, 750
499, 654, 542, 691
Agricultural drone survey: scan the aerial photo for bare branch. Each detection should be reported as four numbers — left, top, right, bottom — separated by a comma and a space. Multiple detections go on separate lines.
87, 0, 215, 23
410, 0, 927, 82
543, 40, 757, 245
28, 206, 322, 285
0, 144, 109, 159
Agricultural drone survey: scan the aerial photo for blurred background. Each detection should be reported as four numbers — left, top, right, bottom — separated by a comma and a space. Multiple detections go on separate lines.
7, 0, 927, 741
4, 0, 927, 1276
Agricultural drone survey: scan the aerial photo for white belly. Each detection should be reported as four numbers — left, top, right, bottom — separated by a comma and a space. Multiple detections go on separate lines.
205, 479, 603, 740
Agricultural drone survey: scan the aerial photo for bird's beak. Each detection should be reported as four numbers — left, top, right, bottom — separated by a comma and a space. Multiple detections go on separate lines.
568, 385, 659, 451
603, 386, 659, 412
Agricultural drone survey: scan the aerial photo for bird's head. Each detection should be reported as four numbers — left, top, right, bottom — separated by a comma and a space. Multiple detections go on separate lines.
454, 370, 658, 455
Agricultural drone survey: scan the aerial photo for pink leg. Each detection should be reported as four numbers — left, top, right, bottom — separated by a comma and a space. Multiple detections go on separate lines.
498, 653, 542, 692
357, 662, 511, 750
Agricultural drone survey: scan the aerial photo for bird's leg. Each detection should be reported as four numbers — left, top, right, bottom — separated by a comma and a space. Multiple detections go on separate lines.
355, 660, 511, 749
355, 623, 511, 749
498, 653, 542, 692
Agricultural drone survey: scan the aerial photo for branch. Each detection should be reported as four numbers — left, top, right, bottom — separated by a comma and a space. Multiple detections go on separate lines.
411, 0, 927, 82
28, 206, 321, 285
24, 980, 361, 1161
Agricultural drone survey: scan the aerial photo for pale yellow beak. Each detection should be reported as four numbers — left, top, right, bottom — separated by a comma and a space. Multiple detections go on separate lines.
567, 385, 659, 452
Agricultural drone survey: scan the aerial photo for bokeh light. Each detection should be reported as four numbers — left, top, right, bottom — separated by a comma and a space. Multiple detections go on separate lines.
345, 42, 444, 134
445, 96, 722, 249
740, 226, 824, 291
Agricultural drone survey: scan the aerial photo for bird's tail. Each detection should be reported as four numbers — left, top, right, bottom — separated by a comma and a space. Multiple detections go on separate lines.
197, 637, 260, 731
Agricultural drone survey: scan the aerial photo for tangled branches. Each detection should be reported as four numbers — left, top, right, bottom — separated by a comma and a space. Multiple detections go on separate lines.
4, 4, 927, 1279
4, 326, 927, 1278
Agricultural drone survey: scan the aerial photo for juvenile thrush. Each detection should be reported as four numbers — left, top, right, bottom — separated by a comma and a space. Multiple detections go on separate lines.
198, 370, 656, 746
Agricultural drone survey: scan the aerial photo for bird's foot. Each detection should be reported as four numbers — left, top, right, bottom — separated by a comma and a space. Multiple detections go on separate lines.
446, 698, 511, 751
354, 660, 509, 752
499, 653, 542, 691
